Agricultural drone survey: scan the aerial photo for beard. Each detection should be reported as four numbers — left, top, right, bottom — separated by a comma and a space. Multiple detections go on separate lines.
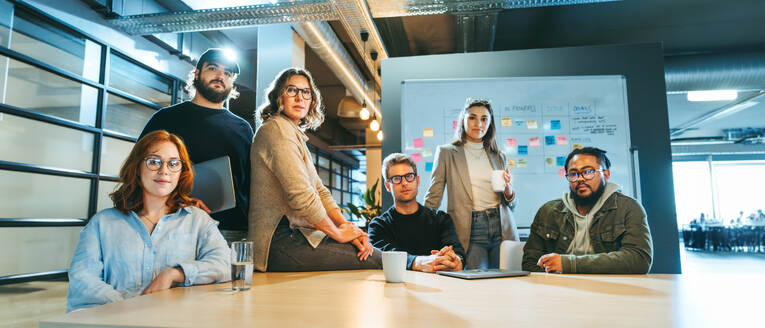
571, 179, 606, 208
193, 77, 231, 103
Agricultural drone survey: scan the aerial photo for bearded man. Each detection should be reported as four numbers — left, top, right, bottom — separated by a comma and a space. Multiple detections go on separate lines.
139, 48, 254, 244
521, 147, 653, 274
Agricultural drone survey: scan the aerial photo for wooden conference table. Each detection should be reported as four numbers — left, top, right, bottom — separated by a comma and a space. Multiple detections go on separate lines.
40, 270, 762, 327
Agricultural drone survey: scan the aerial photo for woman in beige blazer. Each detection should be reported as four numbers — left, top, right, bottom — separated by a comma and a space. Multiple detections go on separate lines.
249, 68, 380, 272
424, 99, 519, 269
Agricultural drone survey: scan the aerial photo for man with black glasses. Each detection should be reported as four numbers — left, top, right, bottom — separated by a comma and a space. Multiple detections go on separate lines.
369, 153, 465, 273
140, 48, 254, 244
522, 147, 653, 273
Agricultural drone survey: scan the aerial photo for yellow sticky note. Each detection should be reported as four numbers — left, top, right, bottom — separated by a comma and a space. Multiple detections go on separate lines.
507, 158, 516, 168
527, 120, 538, 129
423, 128, 434, 137
422, 148, 433, 157
517, 158, 527, 168
573, 143, 584, 150
501, 117, 512, 127
545, 157, 554, 166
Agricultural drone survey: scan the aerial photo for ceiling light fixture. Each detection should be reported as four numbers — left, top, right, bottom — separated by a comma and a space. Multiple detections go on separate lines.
377, 130, 383, 141
359, 101, 370, 120
687, 90, 738, 102
370, 118, 380, 131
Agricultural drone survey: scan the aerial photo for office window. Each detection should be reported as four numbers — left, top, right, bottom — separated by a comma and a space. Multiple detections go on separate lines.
0, 55, 98, 125
100, 137, 134, 176
0, 113, 94, 171
109, 52, 172, 106
672, 161, 714, 226
332, 189, 342, 205
10, 9, 101, 81
104, 93, 155, 137
318, 168, 330, 187
713, 161, 765, 222
0, 170, 90, 218
97, 180, 119, 212
318, 155, 329, 169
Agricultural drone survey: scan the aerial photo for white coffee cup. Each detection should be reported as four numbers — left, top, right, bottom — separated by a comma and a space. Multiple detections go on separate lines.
382, 251, 407, 283
491, 170, 505, 192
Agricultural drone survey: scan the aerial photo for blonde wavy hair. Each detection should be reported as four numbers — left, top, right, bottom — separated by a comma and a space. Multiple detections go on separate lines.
256, 67, 324, 131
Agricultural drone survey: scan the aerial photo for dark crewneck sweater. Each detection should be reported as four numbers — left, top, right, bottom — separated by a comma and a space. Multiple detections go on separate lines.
369, 204, 465, 269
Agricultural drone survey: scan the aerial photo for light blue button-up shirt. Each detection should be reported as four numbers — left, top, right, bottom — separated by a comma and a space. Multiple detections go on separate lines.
66, 206, 230, 312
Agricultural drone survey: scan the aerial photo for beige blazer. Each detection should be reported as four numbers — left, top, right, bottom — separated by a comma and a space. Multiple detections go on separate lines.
248, 114, 338, 272
424, 143, 519, 251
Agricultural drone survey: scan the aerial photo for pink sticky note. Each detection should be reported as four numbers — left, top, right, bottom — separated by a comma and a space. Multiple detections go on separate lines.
452, 120, 458, 131
558, 167, 567, 178
413, 138, 424, 149
529, 137, 541, 147
506, 137, 518, 147
412, 153, 422, 163
556, 135, 568, 145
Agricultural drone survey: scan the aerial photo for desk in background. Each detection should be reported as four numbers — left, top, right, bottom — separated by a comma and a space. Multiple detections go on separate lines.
40, 271, 762, 327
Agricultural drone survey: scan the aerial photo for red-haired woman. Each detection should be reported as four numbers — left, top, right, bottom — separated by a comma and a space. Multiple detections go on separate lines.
66, 130, 230, 312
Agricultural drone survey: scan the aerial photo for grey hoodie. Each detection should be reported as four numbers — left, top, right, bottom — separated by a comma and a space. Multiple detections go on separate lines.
562, 182, 622, 255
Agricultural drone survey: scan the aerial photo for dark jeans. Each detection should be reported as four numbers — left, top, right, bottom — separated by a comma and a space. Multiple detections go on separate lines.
267, 218, 382, 271
466, 207, 503, 269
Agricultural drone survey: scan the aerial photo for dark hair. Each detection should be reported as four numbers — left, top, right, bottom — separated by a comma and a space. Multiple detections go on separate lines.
564, 147, 611, 171
450, 98, 500, 154
110, 130, 194, 214
255, 67, 324, 131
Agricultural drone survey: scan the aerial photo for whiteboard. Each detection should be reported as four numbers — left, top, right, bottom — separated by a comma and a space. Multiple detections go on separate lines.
400, 76, 633, 227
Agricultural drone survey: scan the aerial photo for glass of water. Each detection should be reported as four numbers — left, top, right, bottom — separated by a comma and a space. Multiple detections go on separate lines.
230, 240, 253, 291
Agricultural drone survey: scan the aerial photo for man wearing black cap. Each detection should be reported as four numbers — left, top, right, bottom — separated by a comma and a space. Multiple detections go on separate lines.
140, 48, 254, 244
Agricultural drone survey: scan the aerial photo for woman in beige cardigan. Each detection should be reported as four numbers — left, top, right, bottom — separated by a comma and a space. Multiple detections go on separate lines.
424, 99, 519, 269
249, 68, 380, 272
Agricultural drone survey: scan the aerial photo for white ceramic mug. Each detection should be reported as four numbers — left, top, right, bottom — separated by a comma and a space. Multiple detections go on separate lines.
382, 251, 407, 283
491, 170, 505, 192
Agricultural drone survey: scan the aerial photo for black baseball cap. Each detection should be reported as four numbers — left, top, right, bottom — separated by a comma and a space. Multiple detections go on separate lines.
196, 48, 240, 74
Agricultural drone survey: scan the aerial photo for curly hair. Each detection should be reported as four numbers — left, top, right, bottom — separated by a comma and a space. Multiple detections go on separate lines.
255, 67, 324, 131
109, 130, 194, 214
451, 98, 500, 154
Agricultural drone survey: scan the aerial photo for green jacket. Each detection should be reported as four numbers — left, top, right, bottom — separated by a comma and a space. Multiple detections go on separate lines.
522, 191, 653, 274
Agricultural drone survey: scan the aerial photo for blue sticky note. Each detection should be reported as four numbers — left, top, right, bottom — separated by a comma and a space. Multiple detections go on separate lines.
518, 145, 528, 155
551, 120, 561, 130
545, 136, 556, 145
425, 162, 434, 172
556, 156, 566, 166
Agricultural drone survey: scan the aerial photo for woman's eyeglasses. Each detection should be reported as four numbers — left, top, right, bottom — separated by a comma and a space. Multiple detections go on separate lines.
285, 85, 312, 100
144, 156, 184, 173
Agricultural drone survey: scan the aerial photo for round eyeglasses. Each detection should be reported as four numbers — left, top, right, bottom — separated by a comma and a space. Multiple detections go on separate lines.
285, 85, 312, 100
564, 168, 604, 182
388, 173, 416, 184
144, 156, 184, 173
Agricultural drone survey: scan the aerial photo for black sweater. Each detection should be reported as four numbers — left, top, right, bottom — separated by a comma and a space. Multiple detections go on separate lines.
369, 204, 465, 269
139, 101, 254, 231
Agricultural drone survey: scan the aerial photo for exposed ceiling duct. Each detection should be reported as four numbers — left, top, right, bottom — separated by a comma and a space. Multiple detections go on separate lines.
294, 21, 382, 120
330, 0, 388, 90
664, 51, 765, 92
367, 0, 622, 18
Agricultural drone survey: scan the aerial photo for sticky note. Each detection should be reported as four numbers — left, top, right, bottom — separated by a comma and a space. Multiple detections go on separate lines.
506, 138, 517, 147
423, 128, 434, 137
422, 148, 433, 157
529, 137, 541, 147
507, 158, 516, 168
527, 120, 538, 129
558, 167, 567, 178
452, 120, 458, 131
501, 117, 513, 127
514, 120, 525, 127
425, 162, 433, 172
413, 138, 424, 149
556, 156, 566, 166
518, 145, 528, 155
517, 158, 527, 168
412, 153, 422, 163
551, 120, 561, 130
545, 157, 554, 166
556, 136, 568, 145
573, 143, 584, 150
545, 136, 556, 145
